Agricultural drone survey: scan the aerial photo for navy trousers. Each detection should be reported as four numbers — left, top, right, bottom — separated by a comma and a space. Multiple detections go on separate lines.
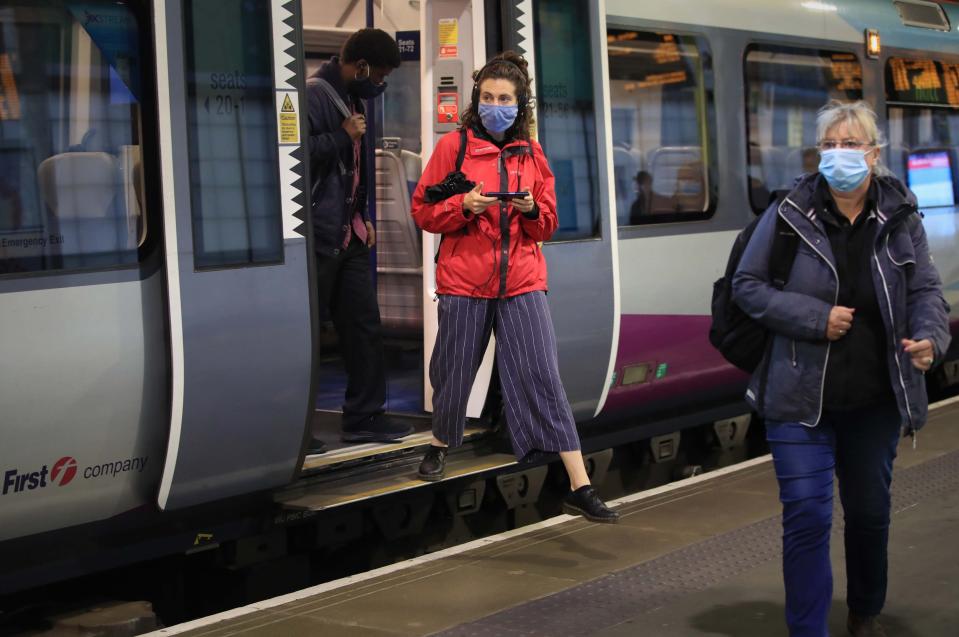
766, 402, 902, 637
430, 292, 580, 460
314, 236, 386, 426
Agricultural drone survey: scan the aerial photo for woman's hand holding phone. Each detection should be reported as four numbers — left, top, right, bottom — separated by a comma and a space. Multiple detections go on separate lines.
511, 193, 535, 214
463, 182, 498, 216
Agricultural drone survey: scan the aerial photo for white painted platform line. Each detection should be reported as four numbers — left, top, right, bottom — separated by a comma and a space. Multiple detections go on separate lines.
930, 393, 959, 411
144, 396, 959, 636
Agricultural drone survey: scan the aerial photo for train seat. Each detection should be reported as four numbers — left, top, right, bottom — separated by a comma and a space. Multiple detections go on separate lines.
375, 148, 422, 334
613, 145, 644, 224
647, 146, 705, 214
760, 146, 788, 191
400, 149, 421, 199
37, 152, 134, 256
784, 147, 803, 182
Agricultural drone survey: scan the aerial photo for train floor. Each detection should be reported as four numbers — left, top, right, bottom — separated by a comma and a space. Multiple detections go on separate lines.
149, 398, 959, 637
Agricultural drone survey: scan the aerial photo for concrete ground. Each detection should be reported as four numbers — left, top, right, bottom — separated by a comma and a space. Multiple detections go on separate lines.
151, 400, 959, 637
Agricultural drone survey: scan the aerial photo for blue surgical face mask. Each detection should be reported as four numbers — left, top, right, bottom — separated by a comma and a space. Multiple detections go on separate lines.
819, 148, 871, 192
478, 103, 518, 134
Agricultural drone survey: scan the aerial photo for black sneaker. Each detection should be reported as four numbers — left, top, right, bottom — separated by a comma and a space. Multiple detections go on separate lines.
307, 436, 327, 454
417, 446, 448, 482
341, 414, 414, 443
848, 613, 887, 637
562, 485, 620, 523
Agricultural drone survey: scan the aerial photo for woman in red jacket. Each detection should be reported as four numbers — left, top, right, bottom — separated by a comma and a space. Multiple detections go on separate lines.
410, 51, 618, 523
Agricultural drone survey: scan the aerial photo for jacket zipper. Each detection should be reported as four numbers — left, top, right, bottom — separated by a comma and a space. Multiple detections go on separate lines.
497, 153, 509, 298
779, 198, 838, 427
791, 340, 798, 367
873, 246, 915, 431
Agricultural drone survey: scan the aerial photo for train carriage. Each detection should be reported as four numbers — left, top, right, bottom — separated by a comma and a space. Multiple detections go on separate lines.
0, 0, 957, 597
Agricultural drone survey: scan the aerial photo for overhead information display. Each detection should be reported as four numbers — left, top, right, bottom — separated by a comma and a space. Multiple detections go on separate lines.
606, 30, 692, 89
885, 57, 959, 106
829, 53, 862, 92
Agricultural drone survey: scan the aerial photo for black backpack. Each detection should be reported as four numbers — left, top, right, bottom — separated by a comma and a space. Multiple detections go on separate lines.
709, 197, 799, 373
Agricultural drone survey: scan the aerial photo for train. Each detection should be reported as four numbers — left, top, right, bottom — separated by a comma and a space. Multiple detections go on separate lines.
1, 0, 958, 602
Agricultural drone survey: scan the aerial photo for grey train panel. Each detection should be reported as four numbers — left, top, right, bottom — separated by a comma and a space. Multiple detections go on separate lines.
545, 242, 616, 419
0, 274, 168, 541
540, 1, 618, 422
156, 0, 313, 510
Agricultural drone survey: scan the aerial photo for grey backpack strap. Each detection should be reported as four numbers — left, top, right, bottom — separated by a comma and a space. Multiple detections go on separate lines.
311, 77, 352, 119
308, 77, 351, 179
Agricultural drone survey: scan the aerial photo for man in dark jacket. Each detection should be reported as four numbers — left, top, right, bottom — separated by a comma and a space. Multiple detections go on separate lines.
307, 28, 410, 451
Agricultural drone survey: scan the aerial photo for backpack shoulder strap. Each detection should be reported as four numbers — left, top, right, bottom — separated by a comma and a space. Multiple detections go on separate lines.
309, 77, 352, 119
307, 78, 350, 185
455, 128, 468, 172
769, 202, 799, 290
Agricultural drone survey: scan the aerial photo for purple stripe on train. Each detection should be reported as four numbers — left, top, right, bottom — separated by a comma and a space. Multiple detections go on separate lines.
599, 315, 959, 416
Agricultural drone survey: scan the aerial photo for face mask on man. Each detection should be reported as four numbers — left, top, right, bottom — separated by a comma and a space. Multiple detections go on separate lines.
819, 148, 871, 192
478, 103, 518, 134
348, 63, 387, 99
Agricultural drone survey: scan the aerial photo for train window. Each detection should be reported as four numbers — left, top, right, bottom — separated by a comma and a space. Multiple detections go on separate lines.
532, 0, 600, 241
886, 63, 959, 209
607, 29, 717, 226
0, 2, 145, 275
744, 45, 863, 213
183, 0, 283, 269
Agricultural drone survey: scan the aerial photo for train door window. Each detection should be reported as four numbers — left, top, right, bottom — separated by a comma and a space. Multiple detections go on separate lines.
532, 0, 600, 241
885, 56, 959, 208
183, 0, 283, 269
744, 45, 863, 213
0, 2, 146, 275
606, 29, 716, 226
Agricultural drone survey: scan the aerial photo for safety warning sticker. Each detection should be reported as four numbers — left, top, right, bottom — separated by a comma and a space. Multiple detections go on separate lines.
276, 91, 299, 145
438, 18, 458, 58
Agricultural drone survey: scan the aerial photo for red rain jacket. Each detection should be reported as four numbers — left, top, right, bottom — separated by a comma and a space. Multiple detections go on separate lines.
411, 128, 558, 298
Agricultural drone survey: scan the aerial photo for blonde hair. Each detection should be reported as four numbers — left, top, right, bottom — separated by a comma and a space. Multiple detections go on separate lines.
816, 100, 888, 175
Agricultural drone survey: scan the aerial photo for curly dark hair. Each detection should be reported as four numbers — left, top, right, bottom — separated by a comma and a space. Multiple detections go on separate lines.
341, 28, 401, 69
460, 51, 534, 141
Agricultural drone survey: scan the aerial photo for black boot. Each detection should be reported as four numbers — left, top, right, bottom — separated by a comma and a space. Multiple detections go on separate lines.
563, 485, 620, 523
848, 612, 887, 636
417, 446, 448, 482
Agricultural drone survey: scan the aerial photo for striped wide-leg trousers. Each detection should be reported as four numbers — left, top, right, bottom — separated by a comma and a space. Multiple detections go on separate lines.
430, 291, 581, 460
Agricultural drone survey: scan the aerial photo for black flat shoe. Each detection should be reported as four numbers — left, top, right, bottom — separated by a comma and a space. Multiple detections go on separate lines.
341, 414, 414, 443
418, 446, 448, 482
307, 436, 327, 454
848, 612, 887, 637
563, 485, 620, 523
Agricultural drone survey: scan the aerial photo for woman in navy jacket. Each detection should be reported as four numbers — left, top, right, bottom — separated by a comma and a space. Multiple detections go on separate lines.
733, 101, 951, 637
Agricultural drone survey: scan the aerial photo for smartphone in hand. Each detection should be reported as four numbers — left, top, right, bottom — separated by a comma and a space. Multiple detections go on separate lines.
482, 191, 530, 200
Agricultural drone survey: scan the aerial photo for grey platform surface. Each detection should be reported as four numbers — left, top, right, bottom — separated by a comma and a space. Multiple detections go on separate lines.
163, 402, 959, 637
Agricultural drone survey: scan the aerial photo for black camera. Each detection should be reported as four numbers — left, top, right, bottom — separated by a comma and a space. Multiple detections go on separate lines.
423, 170, 476, 204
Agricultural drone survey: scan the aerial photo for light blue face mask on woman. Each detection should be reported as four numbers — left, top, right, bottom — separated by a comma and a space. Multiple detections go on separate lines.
478, 103, 518, 134
819, 148, 871, 192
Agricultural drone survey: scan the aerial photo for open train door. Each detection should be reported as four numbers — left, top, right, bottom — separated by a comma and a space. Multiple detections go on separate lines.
154, 0, 314, 510
421, 0, 619, 421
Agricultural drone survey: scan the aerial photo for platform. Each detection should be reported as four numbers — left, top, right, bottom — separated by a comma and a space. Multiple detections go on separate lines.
149, 398, 959, 637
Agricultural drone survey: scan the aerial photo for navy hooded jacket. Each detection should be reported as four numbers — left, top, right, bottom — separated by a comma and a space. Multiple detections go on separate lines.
732, 173, 951, 433
306, 57, 369, 256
